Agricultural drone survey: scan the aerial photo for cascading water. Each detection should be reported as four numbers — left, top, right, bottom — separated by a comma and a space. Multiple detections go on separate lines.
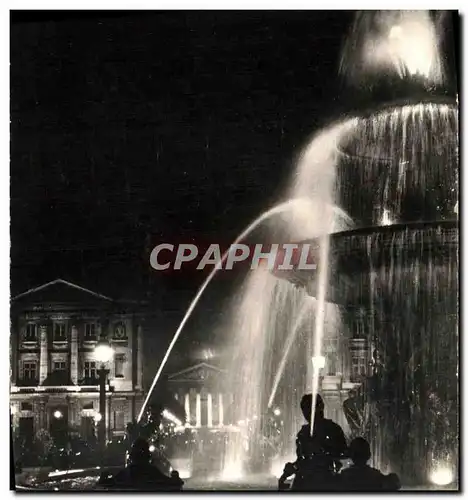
220, 124, 354, 477
139, 197, 351, 423
141, 10, 457, 488
219, 10, 458, 486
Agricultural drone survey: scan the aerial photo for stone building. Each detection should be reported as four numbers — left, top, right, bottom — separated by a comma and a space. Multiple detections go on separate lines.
10, 279, 145, 444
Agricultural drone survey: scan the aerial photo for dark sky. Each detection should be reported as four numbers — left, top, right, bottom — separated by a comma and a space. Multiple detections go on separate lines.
10, 11, 459, 377
10, 11, 354, 370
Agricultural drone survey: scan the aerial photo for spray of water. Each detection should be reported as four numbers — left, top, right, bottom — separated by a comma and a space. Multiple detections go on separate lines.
340, 11, 445, 85
267, 297, 315, 409
138, 197, 347, 422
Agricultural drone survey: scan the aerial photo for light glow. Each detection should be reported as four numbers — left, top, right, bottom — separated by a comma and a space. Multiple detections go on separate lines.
381, 208, 394, 226
94, 412, 102, 422
221, 462, 244, 481
94, 344, 114, 363
341, 11, 444, 85
162, 409, 182, 426
273, 408, 281, 416
312, 355, 326, 370
53, 410, 63, 419
430, 467, 454, 486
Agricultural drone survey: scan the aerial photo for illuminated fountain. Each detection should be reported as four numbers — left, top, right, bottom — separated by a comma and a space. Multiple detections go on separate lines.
221, 11, 458, 485
140, 11, 458, 488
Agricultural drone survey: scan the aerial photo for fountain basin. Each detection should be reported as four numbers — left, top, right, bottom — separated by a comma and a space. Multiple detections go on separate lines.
335, 100, 458, 228
274, 220, 458, 307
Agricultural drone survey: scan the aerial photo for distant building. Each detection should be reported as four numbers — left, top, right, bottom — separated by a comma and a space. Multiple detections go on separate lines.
163, 337, 370, 477
10, 279, 145, 444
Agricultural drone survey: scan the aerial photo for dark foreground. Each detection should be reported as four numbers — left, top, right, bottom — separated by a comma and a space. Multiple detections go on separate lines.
15, 468, 458, 491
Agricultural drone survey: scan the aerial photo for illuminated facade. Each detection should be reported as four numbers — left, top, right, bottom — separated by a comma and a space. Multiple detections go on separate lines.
10, 279, 145, 444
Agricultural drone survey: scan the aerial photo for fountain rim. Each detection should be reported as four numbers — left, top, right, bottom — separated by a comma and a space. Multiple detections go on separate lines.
330, 95, 459, 163
336, 94, 458, 123
301, 218, 459, 245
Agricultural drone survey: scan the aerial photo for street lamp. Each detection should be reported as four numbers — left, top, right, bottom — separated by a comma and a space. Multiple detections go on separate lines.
94, 340, 114, 454
53, 410, 63, 419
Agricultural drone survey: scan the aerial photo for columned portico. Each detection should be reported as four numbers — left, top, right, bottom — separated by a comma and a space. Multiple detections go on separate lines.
168, 363, 229, 429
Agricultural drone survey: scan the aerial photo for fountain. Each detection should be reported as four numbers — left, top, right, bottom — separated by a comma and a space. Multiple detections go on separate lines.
219, 11, 458, 486
141, 11, 458, 488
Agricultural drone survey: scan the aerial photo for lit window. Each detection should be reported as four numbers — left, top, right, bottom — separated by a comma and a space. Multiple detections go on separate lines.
114, 355, 125, 378
84, 361, 97, 380
23, 362, 37, 381
53, 322, 67, 341
84, 323, 97, 339
24, 324, 37, 341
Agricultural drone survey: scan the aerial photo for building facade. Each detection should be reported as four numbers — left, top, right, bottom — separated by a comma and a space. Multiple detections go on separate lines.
10, 279, 145, 445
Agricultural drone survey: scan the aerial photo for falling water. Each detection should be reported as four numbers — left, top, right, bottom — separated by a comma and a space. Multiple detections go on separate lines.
142, 10, 458, 488
219, 123, 354, 476
268, 297, 315, 409
340, 11, 446, 85
138, 197, 350, 422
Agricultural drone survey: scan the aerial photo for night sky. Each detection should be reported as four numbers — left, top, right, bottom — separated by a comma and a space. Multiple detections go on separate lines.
10, 11, 354, 371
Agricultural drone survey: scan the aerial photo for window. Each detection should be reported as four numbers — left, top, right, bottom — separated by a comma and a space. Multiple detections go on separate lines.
84, 323, 97, 339
83, 402, 94, 410
352, 354, 367, 379
84, 361, 97, 379
24, 324, 37, 341
114, 410, 125, 430
324, 338, 339, 375
54, 361, 66, 372
53, 322, 66, 341
114, 322, 126, 339
114, 355, 125, 378
21, 402, 33, 411
23, 362, 37, 381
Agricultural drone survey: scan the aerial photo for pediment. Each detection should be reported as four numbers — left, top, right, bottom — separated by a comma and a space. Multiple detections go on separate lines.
168, 362, 227, 383
12, 279, 113, 308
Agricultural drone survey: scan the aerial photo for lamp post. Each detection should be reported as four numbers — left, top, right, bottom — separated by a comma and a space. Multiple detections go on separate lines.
94, 341, 114, 455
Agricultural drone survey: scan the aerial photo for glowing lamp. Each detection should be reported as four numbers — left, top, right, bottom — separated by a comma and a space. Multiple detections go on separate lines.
94, 343, 114, 364
273, 408, 281, 416
53, 410, 63, 419
149, 444, 156, 452
94, 412, 102, 422
430, 467, 454, 486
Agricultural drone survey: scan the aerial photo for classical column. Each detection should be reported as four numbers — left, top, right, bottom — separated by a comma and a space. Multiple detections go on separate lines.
195, 393, 201, 427
37, 399, 47, 433
136, 325, 143, 389
207, 393, 213, 427
218, 393, 224, 427
70, 325, 78, 384
184, 393, 191, 425
39, 325, 48, 385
